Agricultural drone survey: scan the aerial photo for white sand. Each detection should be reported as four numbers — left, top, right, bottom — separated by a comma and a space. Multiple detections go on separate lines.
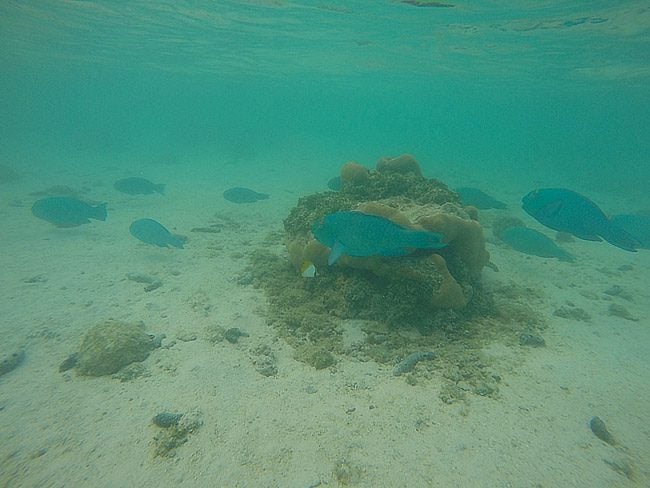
1, 159, 649, 487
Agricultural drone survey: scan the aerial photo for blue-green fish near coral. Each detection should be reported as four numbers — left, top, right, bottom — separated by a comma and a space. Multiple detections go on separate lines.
456, 187, 507, 210
522, 188, 639, 252
497, 226, 574, 262
312, 211, 447, 265
129, 218, 184, 249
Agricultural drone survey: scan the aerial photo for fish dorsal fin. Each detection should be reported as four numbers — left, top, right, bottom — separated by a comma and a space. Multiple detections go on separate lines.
328, 241, 345, 265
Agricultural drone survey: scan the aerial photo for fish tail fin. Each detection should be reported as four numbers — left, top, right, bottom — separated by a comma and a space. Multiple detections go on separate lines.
156, 184, 166, 195
558, 250, 575, 262
602, 223, 639, 252
170, 234, 185, 249
93, 203, 108, 221
328, 241, 345, 265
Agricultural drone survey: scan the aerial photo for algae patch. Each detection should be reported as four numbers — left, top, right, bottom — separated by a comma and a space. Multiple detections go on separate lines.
76, 320, 159, 376
151, 410, 203, 458
294, 344, 336, 369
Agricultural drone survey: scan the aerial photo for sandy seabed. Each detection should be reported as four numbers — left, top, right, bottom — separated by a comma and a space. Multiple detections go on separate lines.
1, 157, 649, 488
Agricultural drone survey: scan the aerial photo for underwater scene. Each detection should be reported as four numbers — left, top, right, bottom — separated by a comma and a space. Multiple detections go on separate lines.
1, 1, 649, 487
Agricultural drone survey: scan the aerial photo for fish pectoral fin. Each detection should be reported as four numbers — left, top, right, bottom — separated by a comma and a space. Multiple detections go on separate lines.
55, 220, 87, 228
394, 247, 415, 256
572, 232, 602, 242
328, 241, 345, 265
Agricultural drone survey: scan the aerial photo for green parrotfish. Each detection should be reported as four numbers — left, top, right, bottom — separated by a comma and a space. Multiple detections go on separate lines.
32, 196, 107, 227
114, 177, 165, 195
312, 211, 447, 265
497, 226, 574, 262
223, 187, 269, 203
129, 219, 184, 249
456, 187, 507, 210
522, 188, 639, 252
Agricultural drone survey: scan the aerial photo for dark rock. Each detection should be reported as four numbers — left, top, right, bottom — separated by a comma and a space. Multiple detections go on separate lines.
153, 412, 183, 428
76, 320, 158, 376
589, 416, 616, 445
224, 328, 249, 344
519, 332, 545, 347
0, 350, 25, 376
553, 305, 591, 321
58, 353, 79, 372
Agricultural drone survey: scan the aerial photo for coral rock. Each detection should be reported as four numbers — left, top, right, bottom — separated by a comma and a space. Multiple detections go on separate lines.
284, 159, 490, 312
416, 211, 490, 279
76, 320, 157, 376
376, 154, 423, 177
429, 254, 468, 309
340, 162, 371, 188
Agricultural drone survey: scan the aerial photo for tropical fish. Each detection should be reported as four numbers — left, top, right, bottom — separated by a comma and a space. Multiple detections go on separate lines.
223, 187, 269, 203
114, 177, 165, 195
32, 196, 107, 227
129, 219, 184, 249
610, 214, 650, 249
327, 176, 342, 191
497, 226, 574, 262
522, 188, 639, 252
300, 261, 317, 278
312, 211, 447, 265
456, 187, 507, 210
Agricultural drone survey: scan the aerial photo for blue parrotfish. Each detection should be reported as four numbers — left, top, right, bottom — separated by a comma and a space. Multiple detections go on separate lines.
114, 177, 165, 195
522, 188, 639, 252
129, 218, 184, 249
497, 226, 574, 262
32, 196, 107, 227
223, 187, 269, 203
311, 211, 447, 265
456, 187, 507, 210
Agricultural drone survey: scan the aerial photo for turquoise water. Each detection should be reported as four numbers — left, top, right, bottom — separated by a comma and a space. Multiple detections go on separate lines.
2, 2, 650, 487
2, 1, 649, 192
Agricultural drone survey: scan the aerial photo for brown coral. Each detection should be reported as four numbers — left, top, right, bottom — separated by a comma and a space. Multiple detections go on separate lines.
356, 201, 489, 280
340, 161, 370, 188
429, 254, 468, 309
76, 320, 157, 376
284, 156, 489, 312
416, 212, 489, 279
329, 253, 467, 310
376, 153, 423, 177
